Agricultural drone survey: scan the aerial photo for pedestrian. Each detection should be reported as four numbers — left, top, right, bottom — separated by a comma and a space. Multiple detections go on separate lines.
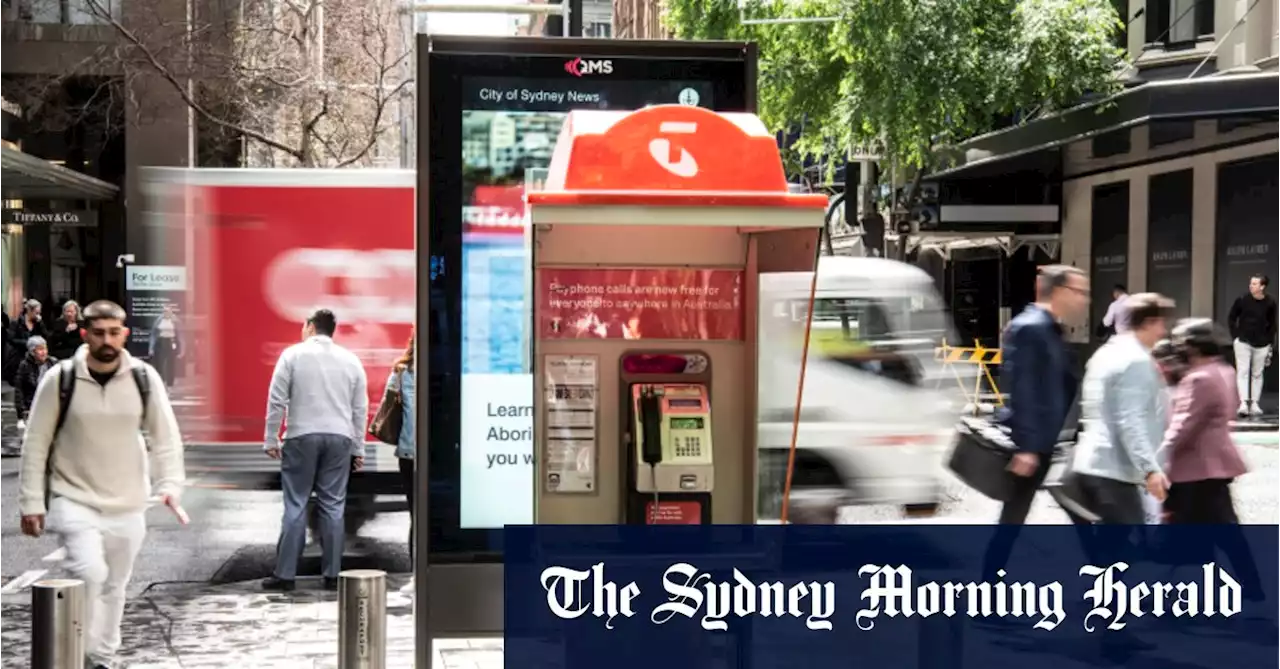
1096, 284, 1128, 340
384, 334, 417, 594
982, 265, 1089, 576
16, 300, 185, 669
1161, 318, 1250, 521
1159, 318, 1264, 600
1143, 339, 1184, 525
14, 335, 58, 431
48, 300, 84, 361
1070, 293, 1174, 528
262, 308, 368, 592
6, 300, 47, 383
148, 304, 182, 388
1226, 273, 1276, 417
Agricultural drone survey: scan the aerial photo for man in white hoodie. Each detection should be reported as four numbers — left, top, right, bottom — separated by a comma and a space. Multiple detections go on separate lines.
17, 300, 185, 669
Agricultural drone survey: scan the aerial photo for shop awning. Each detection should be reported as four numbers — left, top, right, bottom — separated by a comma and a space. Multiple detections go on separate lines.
932, 72, 1280, 179
1, 144, 119, 201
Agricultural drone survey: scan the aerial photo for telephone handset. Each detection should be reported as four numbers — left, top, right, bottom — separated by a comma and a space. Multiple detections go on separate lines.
632, 383, 715, 494
639, 387, 664, 467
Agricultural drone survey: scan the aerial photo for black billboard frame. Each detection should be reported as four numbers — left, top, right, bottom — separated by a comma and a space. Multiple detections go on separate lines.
413, 35, 758, 654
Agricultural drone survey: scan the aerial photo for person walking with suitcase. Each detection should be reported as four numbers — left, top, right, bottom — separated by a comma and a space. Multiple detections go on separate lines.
261, 309, 369, 592
982, 265, 1089, 576
16, 300, 186, 669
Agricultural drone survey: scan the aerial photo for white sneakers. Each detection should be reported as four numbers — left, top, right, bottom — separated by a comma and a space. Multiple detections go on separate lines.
399, 577, 415, 595
1238, 402, 1266, 418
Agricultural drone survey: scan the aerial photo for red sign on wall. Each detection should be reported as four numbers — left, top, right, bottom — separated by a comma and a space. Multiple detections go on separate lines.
538, 268, 743, 341
646, 500, 703, 525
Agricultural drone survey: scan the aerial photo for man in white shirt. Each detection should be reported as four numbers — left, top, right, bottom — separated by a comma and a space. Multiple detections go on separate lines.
18, 300, 185, 669
262, 309, 369, 592
1098, 284, 1129, 340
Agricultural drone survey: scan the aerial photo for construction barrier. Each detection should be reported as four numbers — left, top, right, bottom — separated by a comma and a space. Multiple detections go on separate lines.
935, 339, 1002, 414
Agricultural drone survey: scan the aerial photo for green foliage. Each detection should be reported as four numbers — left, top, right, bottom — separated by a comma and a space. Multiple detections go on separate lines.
663, 0, 1125, 174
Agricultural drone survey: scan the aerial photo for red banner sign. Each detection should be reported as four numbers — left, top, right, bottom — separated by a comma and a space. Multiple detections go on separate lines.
539, 268, 743, 341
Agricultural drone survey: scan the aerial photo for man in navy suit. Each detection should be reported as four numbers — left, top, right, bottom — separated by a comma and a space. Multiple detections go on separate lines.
984, 265, 1089, 573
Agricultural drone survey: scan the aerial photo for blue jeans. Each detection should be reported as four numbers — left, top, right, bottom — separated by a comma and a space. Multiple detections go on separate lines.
274, 433, 353, 580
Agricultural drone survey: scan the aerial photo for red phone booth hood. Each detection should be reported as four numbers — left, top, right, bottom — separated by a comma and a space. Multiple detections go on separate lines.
526, 105, 829, 222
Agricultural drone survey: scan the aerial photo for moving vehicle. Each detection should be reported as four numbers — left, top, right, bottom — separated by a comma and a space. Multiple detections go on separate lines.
756, 255, 967, 518
141, 168, 426, 530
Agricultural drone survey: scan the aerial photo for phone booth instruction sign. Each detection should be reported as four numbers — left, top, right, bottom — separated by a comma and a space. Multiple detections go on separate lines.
539, 268, 743, 340
543, 354, 599, 494
645, 500, 701, 524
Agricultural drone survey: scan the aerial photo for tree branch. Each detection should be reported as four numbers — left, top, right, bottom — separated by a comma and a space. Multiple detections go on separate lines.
84, 0, 305, 162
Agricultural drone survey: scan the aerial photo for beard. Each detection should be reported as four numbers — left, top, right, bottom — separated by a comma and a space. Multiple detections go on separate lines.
90, 345, 120, 363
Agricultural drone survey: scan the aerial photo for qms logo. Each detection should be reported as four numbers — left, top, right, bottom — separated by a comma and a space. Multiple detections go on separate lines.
564, 57, 613, 77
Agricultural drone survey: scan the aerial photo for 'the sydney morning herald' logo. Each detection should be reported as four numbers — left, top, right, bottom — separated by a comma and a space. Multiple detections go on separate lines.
565, 57, 613, 77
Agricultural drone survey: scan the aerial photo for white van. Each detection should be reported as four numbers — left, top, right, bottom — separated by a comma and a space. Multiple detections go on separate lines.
756, 256, 971, 518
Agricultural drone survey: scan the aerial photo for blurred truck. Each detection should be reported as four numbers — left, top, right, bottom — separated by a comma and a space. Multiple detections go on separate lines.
141, 168, 426, 531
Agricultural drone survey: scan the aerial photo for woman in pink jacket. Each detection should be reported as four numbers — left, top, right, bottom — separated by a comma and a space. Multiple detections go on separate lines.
1160, 319, 1263, 601
1160, 319, 1248, 523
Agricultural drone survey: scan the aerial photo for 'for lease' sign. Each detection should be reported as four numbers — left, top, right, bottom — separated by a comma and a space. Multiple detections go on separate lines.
125, 265, 187, 291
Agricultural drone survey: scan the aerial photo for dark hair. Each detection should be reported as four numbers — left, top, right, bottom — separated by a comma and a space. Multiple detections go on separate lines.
1171, 317, 1230, 359
1124, 292, 1175, 331
1113, 284, 1127, 293
1151, 339, 1178, 362
82, 300, 128, 325
394, 331, 415, 372
307, 309, 337, 337
1251, 273, 1269, 288
1036, 265, 1086, 300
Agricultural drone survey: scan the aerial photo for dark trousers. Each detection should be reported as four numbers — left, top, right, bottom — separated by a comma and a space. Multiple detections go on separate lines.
152, 340, 177, 386
1165, 478, 1264, 600
399, 457, 415, 562
982, 452, 1052, 577
274, 434, 353, 580
1071, 474, 1145, 565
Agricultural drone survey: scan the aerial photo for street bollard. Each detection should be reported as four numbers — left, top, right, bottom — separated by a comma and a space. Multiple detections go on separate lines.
30, 579, 86, 669
338, 569, 388, 669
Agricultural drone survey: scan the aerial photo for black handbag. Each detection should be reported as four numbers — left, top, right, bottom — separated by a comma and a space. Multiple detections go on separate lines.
947, 416, 1020, 502
948, 387, 1083, 504
369, 371, 404, 444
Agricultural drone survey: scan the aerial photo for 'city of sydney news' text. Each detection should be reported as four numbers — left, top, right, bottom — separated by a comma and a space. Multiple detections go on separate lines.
539, 561, 1247, 632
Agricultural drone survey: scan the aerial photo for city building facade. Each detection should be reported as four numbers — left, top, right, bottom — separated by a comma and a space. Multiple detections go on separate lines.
923, 0, 1278, 402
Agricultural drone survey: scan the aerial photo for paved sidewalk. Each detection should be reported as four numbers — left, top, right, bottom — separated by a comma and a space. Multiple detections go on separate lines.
0, 575, 502, 668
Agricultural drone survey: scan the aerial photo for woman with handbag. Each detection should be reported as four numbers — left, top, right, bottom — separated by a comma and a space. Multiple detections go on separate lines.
370, 335, 416, 593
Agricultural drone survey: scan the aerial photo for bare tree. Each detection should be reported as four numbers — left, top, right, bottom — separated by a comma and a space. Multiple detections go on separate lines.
5, 0, 413, 168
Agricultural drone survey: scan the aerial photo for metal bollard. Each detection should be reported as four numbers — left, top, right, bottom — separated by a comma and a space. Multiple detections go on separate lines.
338, 569, 388, 669
30, 579, 86, 669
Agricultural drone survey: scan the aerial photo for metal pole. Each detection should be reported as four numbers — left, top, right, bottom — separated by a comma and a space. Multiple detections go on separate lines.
31, 579, 85, 669
338, 570, 388, 669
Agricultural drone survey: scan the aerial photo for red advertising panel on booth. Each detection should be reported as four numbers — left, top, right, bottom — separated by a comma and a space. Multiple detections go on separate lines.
538, 267, 743, 340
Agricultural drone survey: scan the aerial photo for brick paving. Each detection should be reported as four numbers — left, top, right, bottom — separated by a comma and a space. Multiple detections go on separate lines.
0, 575, 503, 669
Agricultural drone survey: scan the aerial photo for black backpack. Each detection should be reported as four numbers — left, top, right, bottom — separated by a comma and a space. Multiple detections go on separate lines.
54, 359, 151, 435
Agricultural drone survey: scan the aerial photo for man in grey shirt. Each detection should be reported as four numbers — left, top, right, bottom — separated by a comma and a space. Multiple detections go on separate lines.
262, 309, 369, 591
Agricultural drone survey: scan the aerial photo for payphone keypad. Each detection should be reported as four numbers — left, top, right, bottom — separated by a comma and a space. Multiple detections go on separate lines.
675, 436, 702, 458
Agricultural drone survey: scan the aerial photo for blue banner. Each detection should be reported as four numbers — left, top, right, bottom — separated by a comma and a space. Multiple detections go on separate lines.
505, 525, 1278, 669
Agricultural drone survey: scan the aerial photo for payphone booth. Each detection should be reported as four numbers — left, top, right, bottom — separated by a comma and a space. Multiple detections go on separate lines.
527, 105, 827, 525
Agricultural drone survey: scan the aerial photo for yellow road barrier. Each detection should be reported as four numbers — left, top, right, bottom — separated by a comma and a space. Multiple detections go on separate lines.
935, 339, 1003, 412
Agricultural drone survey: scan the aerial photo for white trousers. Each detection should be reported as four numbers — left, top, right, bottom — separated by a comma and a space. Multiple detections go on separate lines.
47, 496, 147, 666
1233, 339, 1271, 407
